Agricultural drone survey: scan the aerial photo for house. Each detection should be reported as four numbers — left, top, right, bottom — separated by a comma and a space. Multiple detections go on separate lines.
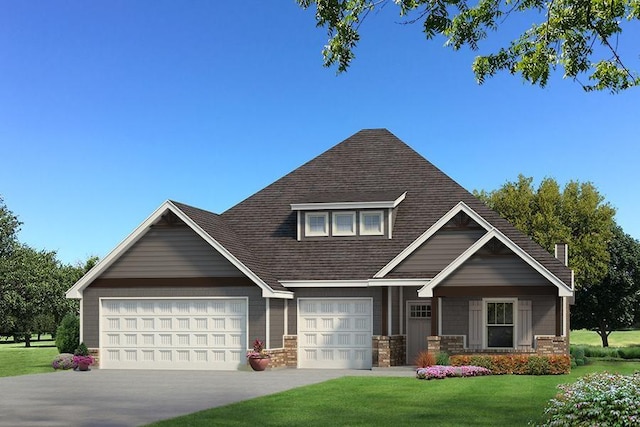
66, 129, 574, 370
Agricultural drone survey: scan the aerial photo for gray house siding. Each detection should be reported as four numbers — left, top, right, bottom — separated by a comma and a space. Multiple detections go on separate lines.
286, 288, 383, 336
440, 295, 556, 341
101, 225, 244, 279
269, 298, 285, 348
439, 253, 552, 287
82, 279, 262, 348
392, 229, 485, 276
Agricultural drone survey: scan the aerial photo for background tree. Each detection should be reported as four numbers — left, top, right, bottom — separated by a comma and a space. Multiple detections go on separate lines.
0, 197, 95, 346
297, 0, 640, 92
572, 225, 640, 346
476, 175, 616, 291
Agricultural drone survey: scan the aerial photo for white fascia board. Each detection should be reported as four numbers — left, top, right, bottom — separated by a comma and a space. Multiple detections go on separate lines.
375, 201, 492, 278
66, 200, 293, 300
290, 192, 406, 211
65, 201, 177, 299
417, 228, 574, 298
367, 279, 431, 287
279, 278, 431, 288
280, 280, 369, 288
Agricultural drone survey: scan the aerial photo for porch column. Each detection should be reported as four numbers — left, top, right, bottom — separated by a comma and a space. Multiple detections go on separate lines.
431, 297, 438, 336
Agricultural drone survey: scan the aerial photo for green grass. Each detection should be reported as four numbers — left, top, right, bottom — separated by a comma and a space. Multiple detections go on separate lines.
571, 329, 640, 347
0, 335, 59, 377
147, 361, 640, 427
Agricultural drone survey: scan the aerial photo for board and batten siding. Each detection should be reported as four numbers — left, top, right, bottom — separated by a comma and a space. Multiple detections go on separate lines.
101, 226, 244, 278
82, 283, 263, 349
438, 253, 552, 287
287, 288, 383, 336
393, 229, 485, 275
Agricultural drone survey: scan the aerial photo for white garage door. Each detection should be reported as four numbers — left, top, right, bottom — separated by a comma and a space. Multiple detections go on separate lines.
298, 298, 372, 369
100, 298, 247, 370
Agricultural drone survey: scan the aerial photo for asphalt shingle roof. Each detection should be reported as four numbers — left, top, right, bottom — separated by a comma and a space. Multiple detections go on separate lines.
173, 129, 572, 290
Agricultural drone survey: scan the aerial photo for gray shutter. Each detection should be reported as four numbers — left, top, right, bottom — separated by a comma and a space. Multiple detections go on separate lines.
517, 300, 532, 350
468, 300, 482, 349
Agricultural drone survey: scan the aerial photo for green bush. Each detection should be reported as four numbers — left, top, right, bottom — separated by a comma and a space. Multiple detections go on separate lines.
55, 314, 79, 354
435, 351, 450, 366
74, 342, 89, 356
583, 346, 620, 358
618, 347, 640, 359
539, 373, 640, 426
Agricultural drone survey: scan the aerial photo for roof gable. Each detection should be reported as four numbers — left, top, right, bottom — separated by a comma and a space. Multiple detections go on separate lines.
66, 201, 292, 299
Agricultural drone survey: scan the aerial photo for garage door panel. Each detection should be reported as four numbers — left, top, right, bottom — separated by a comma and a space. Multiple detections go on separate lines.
100, 298, 247, 370
298, 298, 372, 369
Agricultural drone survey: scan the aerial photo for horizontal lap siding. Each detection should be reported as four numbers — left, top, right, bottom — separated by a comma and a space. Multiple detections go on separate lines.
101, 226, 244, 278
440, 253, 551, 287
287, 288, 383, 336
82, 283, 263, 348
393, 229, 485, 275
269, 299, 285, 348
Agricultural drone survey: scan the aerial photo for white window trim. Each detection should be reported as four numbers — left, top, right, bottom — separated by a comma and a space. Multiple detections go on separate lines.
483, 298, 518, 350
305, 212, 329, 237
360, 210, 384, 236
332, 211, 356, 236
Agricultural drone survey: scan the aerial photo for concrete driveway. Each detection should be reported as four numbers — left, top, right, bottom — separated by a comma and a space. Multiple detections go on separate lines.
0, 367, 414, 427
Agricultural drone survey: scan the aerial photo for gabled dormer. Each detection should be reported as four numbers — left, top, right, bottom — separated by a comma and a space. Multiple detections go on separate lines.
290, 191, 406, 241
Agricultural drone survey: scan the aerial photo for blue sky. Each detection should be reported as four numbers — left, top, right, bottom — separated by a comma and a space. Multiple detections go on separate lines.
1, 1, 638, 266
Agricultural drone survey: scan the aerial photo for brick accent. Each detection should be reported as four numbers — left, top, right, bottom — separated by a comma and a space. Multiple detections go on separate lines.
372, 335, 390, 367
266, 348, 287, 368
426, 336, 441, 353
440, 335, 464, 354
88, 348, 100, 368
535, 336, 568, 355
283, 335, 298, 367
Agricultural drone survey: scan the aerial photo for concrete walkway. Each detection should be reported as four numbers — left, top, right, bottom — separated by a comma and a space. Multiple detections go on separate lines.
0, 367, 415, 427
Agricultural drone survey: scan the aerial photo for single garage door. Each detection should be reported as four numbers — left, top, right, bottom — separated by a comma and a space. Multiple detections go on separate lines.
298, 298, 372, 369
100, 298, 247, 370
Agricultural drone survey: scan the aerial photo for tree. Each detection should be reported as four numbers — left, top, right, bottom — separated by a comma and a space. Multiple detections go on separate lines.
296, 0, 640, 92
572, 225, 640, 346
475, 175, 616, 290
0, 196, 21, 258
0, 245, 61, 347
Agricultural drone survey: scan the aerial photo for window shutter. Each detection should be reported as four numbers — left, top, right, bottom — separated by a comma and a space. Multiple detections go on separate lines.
517, 300, 532, 350
468, 300, 482, 349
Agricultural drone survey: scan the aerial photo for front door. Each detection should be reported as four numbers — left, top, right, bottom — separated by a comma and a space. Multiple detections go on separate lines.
406, 300, 432, 365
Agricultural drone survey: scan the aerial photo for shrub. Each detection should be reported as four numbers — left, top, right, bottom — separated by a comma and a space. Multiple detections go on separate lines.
51, 353, 75, 370
435, 351, 450, 366
618, 347, 640, 360
55, 314, 79, 354
416, 365, 491, 380
581, 345, 620, 358
450, 354, 571, 375
74, 342, 89, 356
414, 351, 436, 367
538, 373, 640, 426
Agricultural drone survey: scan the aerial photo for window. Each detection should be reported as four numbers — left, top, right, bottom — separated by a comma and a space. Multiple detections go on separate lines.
332, 212, 356, 236
305, 212, 328, 236
409, 304, 431, 319
360, 211, 383, 235
486, 300, 514, 348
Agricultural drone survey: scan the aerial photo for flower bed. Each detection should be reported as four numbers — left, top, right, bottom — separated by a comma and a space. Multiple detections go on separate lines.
416, 365, 491, 380
449, 354, 571, 375
539, 372, 640, 426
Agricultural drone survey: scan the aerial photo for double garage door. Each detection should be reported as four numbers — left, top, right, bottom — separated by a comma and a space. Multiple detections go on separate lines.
100, 298, 247, 370
298, 298, 373, 369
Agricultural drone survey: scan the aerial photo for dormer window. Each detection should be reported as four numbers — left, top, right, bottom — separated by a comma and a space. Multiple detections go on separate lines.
360, 211, 383, 235
292, 191, 406, 241
306, 212, 329, 236
333, 212, 356, 236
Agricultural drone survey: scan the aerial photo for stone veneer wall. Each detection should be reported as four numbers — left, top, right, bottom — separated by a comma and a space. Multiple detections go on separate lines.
372, 335, 406, 367
89, 348, 100, 368
428, 335, 568, 356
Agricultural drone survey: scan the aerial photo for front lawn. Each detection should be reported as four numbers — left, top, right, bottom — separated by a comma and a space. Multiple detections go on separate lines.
147, 361, 640, 427
571, 329, 640, 347
0, 335, 59, 377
